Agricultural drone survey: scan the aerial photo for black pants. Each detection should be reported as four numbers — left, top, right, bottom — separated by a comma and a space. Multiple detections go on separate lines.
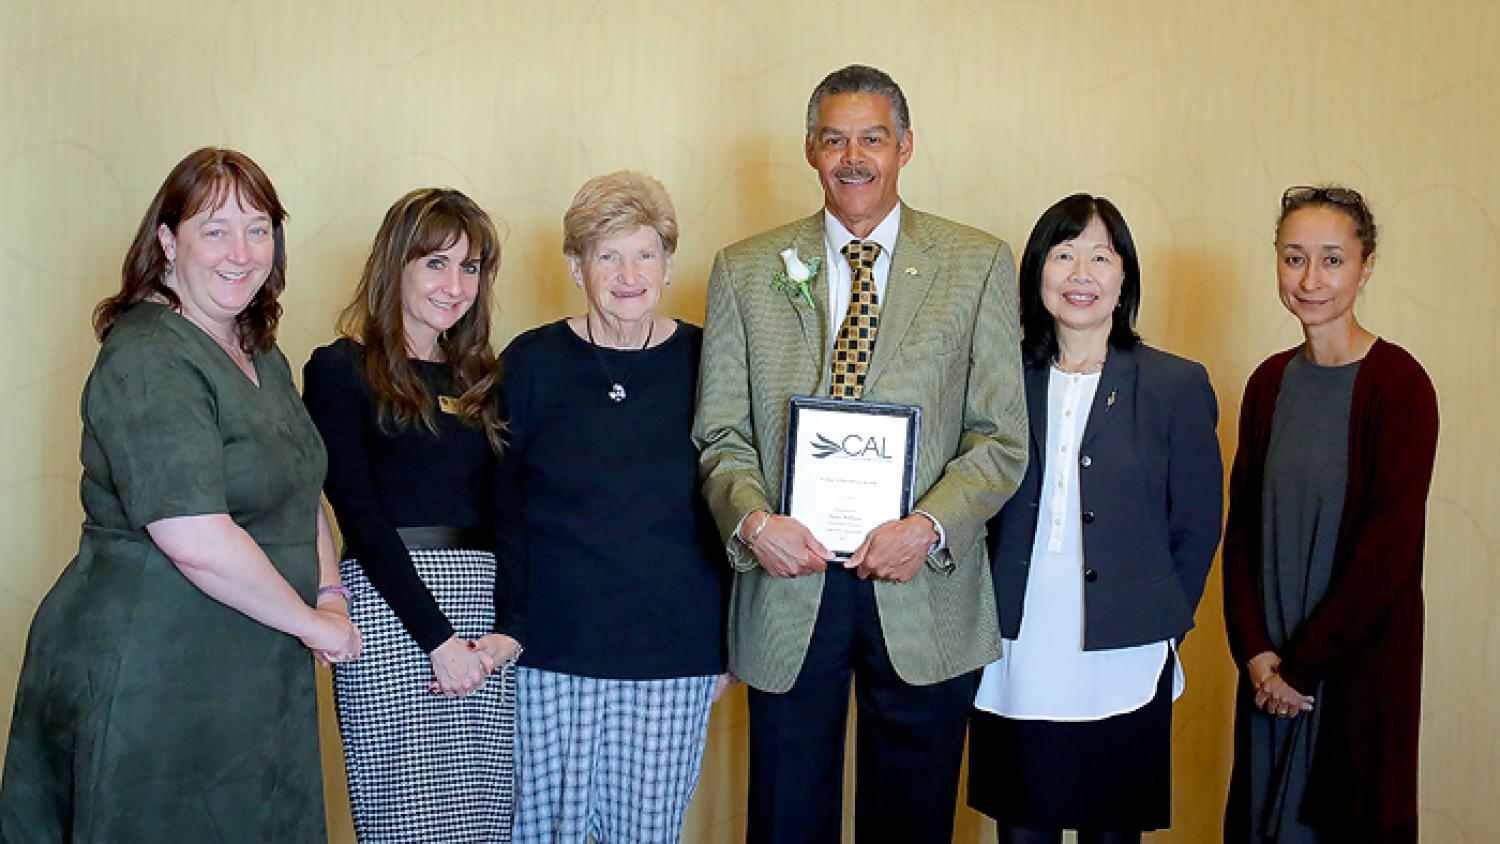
746, 565, 978, 844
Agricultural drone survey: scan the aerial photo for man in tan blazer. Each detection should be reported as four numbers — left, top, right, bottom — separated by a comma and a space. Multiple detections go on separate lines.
693, 65, 1027, 842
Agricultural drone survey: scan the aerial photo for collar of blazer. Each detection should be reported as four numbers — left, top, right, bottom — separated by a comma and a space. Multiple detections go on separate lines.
1025, 343, 1139, 456
783, 203, 942, 395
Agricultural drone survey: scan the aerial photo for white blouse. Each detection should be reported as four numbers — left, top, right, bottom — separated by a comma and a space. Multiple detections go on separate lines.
973, 367, 1183, 721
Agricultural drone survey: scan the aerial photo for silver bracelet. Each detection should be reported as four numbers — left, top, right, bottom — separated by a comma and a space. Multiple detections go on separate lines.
746, 512, 773, 546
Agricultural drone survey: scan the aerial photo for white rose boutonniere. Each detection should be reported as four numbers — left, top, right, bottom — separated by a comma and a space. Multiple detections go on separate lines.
772, 247, 821, 308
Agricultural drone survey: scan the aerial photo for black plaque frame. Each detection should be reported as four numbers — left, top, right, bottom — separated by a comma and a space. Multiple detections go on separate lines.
781, 396, 922, 558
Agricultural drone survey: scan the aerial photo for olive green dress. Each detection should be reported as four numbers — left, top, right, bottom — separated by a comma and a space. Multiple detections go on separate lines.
0, 303, 329, 843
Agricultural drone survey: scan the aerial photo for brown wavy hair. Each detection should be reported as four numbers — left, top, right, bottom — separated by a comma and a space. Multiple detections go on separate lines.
94, 147, 288, 353
337, 188, 505, 453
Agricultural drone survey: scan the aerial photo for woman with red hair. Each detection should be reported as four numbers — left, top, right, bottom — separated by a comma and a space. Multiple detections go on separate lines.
0, 148, 359, 842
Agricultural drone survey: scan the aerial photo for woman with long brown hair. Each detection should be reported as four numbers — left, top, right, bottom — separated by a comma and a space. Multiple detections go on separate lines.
0, 147, 359, 841
303, 187, 522, 841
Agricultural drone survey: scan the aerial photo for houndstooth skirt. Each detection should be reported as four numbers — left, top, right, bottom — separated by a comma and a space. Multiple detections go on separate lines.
333, 547, 517, 843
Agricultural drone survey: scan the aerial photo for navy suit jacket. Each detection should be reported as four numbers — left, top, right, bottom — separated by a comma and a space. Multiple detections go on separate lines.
990, 343, 1224, 649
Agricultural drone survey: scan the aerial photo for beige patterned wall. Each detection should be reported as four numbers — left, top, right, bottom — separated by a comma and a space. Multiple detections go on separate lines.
2, 1, 1496, 840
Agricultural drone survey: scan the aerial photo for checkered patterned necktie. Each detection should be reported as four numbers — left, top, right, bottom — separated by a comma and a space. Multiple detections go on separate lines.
830, 239, 882, 400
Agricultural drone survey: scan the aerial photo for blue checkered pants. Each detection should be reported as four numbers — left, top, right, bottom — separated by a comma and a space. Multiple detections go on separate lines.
512, 667, 716, 844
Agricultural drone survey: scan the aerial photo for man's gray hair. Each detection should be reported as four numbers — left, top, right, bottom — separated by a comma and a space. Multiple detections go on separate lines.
805, 65, 911, 137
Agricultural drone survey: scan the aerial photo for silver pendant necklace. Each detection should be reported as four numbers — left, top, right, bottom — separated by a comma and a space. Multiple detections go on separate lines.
585, 317, 653, 403
1051, 353, 1107, 374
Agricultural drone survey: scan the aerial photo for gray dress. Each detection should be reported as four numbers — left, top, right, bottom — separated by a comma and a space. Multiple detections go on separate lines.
0, 303, 329, 843
1244, 351, 1360, 842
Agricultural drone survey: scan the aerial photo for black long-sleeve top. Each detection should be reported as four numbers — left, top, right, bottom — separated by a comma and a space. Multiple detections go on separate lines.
496, 320, 727, 679
302, 338, 520, 653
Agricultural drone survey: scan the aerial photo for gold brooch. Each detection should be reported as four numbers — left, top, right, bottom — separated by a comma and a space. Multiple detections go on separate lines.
905, 266, 919, 276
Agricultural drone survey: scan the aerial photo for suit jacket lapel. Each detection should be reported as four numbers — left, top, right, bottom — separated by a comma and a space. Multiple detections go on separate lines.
784, 214, 829, 372
1025, 362, 1049, 455
864, 205, 936, 392
1081, 345, 1135, 447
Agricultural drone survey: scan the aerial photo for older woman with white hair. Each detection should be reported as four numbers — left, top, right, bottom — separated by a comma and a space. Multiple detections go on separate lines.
498, 170, 730, 844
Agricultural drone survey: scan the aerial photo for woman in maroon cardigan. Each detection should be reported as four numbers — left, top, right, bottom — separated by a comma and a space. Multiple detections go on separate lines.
1223, 186, 1439, 843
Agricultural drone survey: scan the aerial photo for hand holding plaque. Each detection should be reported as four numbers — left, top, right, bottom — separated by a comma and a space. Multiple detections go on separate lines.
740, 510, 832, 577
845, 513, 937, 583
781, 397, 921, 560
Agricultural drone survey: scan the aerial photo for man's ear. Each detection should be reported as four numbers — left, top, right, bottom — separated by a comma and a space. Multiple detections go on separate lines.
897, 130, 914, 166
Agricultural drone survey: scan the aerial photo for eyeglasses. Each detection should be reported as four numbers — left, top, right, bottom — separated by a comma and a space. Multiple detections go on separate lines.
1281, 185, 1365, 210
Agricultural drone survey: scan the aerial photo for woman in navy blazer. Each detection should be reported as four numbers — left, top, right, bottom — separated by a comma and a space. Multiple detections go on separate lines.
968, 194, 1224, 844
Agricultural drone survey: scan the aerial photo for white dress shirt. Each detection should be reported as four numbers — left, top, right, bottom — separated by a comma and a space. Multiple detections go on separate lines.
823, 206, 901, 341
818, 204, 947, 551
973, 367, 1183, 720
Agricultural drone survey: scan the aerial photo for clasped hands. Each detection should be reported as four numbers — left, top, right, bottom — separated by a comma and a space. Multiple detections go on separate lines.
304, 594, 362, 667
1247, 651, 1315, 719
428, 634, 523, 698
742, 510, 936, 583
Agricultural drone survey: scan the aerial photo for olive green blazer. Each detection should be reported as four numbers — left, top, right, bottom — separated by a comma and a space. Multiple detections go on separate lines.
693, 206, 1028, 692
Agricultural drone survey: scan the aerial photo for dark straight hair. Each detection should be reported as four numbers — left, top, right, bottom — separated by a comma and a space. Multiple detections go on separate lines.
1017, 193, 1142, 368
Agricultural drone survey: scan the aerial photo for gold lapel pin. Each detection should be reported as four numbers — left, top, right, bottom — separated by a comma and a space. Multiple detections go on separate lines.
905, 266, 918, 276
1106, 389, 1117, 409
